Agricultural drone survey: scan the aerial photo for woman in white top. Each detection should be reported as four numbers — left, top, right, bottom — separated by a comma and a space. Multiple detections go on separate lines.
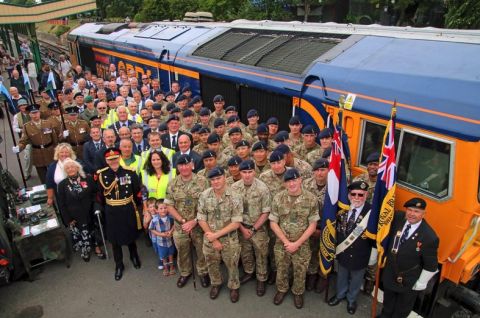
27, 59, 39, 95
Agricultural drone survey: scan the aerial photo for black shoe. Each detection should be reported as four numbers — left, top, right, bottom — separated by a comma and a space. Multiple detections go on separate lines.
115, 268, 123, 281
328, 295, 344, 306
347, 301, 357, 314
132, 257, 141, 269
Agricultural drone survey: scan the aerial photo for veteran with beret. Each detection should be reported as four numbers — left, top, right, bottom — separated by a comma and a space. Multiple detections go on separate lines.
62, 106, 90, 160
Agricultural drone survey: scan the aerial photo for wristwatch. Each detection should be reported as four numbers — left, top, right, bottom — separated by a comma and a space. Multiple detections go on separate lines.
194, 218, 198, 224
181, 218, 186, 224
251, 226, 257, 232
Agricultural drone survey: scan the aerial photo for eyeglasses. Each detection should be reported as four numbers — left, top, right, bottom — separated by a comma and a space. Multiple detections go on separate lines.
350, 192, 365, 198
97, 107, 106, 110
142, 78, 148, 80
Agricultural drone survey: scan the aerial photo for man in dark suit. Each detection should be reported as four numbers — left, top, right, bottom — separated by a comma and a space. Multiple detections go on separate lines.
328, 181, 376, 315
94, 129, 117, 170
83, 127, 106, 173
171, 134, 204, 173
108, 106, 134, 141
378, 198, 439, 318
161, 115, 193, 151
131, 124, 150, 155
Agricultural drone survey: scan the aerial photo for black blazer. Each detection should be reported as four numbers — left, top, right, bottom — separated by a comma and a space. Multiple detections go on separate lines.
103, 87, 112, 95
382, 210, 439, 293
132, 138, 150, 155
336, 202, 375, 271
57, 175, 99, 225
108, 120, 135, 141
83, 140, 105, 173
172, 150, 204, 173
161, 131, 193, 152
94, 145, 109, 171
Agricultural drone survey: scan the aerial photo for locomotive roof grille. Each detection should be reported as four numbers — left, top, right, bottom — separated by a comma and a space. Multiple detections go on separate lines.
192, 28, 349, 75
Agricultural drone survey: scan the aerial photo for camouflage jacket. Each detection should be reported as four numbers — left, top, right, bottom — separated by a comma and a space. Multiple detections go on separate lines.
302, 177, 327, 218
197, 186, 243, 232
231, 178, 271, 227
287, 158, 313, 179
297, 143, 320, 161
254, 161, 271, 178
289, 133, 305, 155
259, 167, 291, 197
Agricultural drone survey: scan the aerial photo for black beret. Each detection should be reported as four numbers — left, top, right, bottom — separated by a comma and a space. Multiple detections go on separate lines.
146, 117, 158, 124
182, 86, 191, 93
167, 115, 180, 123
404, 197, 427, 210
302, 125, 317, 135
152, 102, 162, 110
247, 109, 258, 118
190, 124, 202, 133
289, 116, 301, 125
227, 115, 240, 124
64, 88, 73, 94
183, 109, 194, 117
154, 89, 164, 97
199, 107, 210, 116
90, 115, 101, 121
284, 168, 300, 182
256, 123, 269, 133
166, 103, 176, 111
106, 95, 115, 102
228, 127, 242, 135
207, 133, 221, 144
213, 118, 225, 128
47, 101, 61, 110
177, 94, 187, 102
227, 156, 242, 167
239, 159, 255, 171
207, 166, 225, 178
26, 104, 40, 113
274, 131, 289, 143
236, 140, 250, 149
319, 128, 334, 139
225, 105, 237, 113
65, 106, 80, 115
322, 147, 332, 158
348, 181, 369, 191
191, 95, 202, 103
202, 149, 217, 159
171, 107, 181, 114
269, 150, 284, 163
74, 92, 84, 99
312, 158, 329, 171
165, 91, 175, 97
252, 141, 267, 152
187, 100, 195, 108
176, 154, 192, 165
213, 95, 224, 103
266, 117, 279, 125
158, 123, 168, 131
199, 127, 211, 134
276, 144, 291, 154
366, 152, 381, 164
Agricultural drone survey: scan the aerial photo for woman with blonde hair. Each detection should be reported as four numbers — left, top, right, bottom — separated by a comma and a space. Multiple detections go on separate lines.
57, 159, 105, 261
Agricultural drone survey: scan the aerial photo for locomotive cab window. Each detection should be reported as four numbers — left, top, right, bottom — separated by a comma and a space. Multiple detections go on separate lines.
358, 120, 400, 167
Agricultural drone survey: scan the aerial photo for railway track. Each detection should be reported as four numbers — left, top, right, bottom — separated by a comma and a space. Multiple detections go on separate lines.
17, 33, 69, 65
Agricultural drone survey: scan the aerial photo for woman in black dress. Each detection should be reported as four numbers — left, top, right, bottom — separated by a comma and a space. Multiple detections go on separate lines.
57, 158, 106, 262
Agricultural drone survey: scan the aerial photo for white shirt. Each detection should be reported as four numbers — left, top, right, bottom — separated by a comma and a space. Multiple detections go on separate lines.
401, 220, 422, 240
180, 149, 191, 155
169, 132, 179, 146
58, 60, 71, 75
129, 114, 139, 122
347, 203, 365, 222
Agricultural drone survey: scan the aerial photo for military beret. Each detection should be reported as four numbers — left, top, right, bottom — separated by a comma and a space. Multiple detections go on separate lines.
302, 125, 317, 135
146, 117, 158, 124
154, 89, 164, 97
366, 152, 381, 164
404, 197, 427, 210
26, 104, 40, 113
152, 103, 162, 111
207, 166, 225, 178
164, 91, 175, 98
239, 159, 255, 171
236, 140, 250, 149
213, 118, 225, 128
252, 141, 267, 152
64, 88, 73, 94
228, 127, 242, 135
312, 158, 329, 171
106, 95, 115, 102
348, 181, 369, 191
269, 150, 284, 163
84, 95, 94, 103
166, 103, 176, 111
47, 101, 61, 110
199, 107, 210, 116
177, 94, 187, 102
284, 168, 300, 182
187, 100, 195, 108
104, 147, 122, 160
199, 127, 211, 134
191, 95, 202, 103
319, 128, 334, 139
182, 86, 191, 93
202, 149, 217, 159
227, 115, 240, 124
183, 109, 194, 117
167, 115, 180, 123
170, 107, 181, 114
90, 115, 101, 121
289, 116, 301, 125
266, 117, 279, 126
276, 144, 291, 154
74, 92, 84, 99
227, 156, 242, 167
190, 124, 202, 134
322, 147, 332, 158
274, 131, 289, 142
256, 123, 269, 133
213, 95, 224, 103
38, 86, 46, 93
225, 105, 237, 113
17, 99, 28, 107
158, 123, 168, 131
207, 133, 220, 144
65, 106, 79, 115
247, 109, 258, 118
176, 154, 192, 165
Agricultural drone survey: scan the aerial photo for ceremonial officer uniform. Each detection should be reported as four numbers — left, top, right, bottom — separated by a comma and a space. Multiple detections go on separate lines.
15, 104, 59, 183
380, 198, 439, 318
37, 87, 53, 120
62, 106, 90, 160
95, 148, 143, 281
46, 101, 63, 136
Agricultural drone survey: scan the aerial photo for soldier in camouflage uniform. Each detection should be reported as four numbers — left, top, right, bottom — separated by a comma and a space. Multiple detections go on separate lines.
193, 127, 211, 157
245, 109, 259, 138
199, 107, 214, 130
259, 150, 291, 285
301, 158, 330, 294
252, 141, 271, 178
252, 123, 276, 152
269, 168, 319, 309
305, 128, 333, 166
233, 160, 271, 296
274, 131, 301, 159
213, 118, 228, 146
207, 133, 224, 157
276, 144, 313, 179
197, 166, 243, 303
217, 127, 243, 168
190, 124, 202, 146
197, 149, 218, 178
179, 109, 196, 133
297, 125, 320, 160
164, 154, 211, 289
209, 95, 228, 123
288, 116, 304, 155
62, 106, 90, 160
226, 156, 243, 186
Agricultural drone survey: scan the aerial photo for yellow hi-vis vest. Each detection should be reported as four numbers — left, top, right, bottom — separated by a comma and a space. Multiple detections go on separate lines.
120, 155, 144, 174
103, 109, 119, 128
141, 169, 176, 199
141, 147, 175, 165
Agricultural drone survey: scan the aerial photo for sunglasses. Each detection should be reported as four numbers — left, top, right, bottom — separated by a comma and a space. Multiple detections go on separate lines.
142, 78, 148, 80
350, 192, 365, 198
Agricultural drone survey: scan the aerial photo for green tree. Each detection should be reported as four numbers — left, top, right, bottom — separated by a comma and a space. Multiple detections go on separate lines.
236, 0, 293, 21
139, 0, 171, 22
445, 0, 480, 29
169, 0, 200, 20
198, 0, 247, 21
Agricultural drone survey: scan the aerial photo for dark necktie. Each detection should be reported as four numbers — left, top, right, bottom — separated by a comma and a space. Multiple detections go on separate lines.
347, 209, 356, 234
95, 143, 100, 151
172, 135, 176, 148
400, 224, 411, 247
125, 98, 128, 106
122, 123, 126, 127
138, 144, 142, 153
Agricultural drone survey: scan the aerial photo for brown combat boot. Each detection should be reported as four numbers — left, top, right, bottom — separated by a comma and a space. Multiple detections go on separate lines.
315, 276, 328, 294
306, 273, 318, 291
364, 279, 375, 295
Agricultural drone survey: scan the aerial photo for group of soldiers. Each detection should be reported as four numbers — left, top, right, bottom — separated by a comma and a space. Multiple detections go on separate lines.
9, 67, 439, 316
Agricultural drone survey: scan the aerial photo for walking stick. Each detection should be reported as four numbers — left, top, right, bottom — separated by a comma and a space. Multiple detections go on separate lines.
95, 210, 109, 259
189, 234, 196, 291
371, 266, 381, 317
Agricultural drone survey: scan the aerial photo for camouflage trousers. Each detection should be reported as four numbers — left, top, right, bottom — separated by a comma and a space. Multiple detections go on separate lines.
239, 227, 269, 282
366, 263, 377, 281
275, 241, 311, 295
307, 235, 320, 275
203, 231, 241, 289
173, 225, 208, 277
266, 223, 277, 271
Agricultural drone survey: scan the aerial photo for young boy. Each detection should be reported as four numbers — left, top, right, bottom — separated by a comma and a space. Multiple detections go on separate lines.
145, 198, 163, 269
149, 199, 176, 276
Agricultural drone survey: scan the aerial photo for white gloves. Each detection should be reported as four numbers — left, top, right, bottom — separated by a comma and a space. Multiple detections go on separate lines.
412, 269, 438, 291
95, 210, 101, 216
12, 146, 20, 154
63, 130, 69, 138
368, 248, 378, 265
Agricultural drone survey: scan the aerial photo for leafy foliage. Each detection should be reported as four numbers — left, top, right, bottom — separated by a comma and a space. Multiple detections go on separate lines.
445, 0, 480, 29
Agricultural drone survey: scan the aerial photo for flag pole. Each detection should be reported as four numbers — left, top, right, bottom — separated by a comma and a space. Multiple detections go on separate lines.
54, 90, 66, 130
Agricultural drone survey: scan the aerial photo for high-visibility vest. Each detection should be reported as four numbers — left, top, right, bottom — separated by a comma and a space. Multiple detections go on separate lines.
128, 114, 143, 123
141, 169, 176, 199
120, 155, 144, 174
141, 147, 175, 164
103, 110, 118, 128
